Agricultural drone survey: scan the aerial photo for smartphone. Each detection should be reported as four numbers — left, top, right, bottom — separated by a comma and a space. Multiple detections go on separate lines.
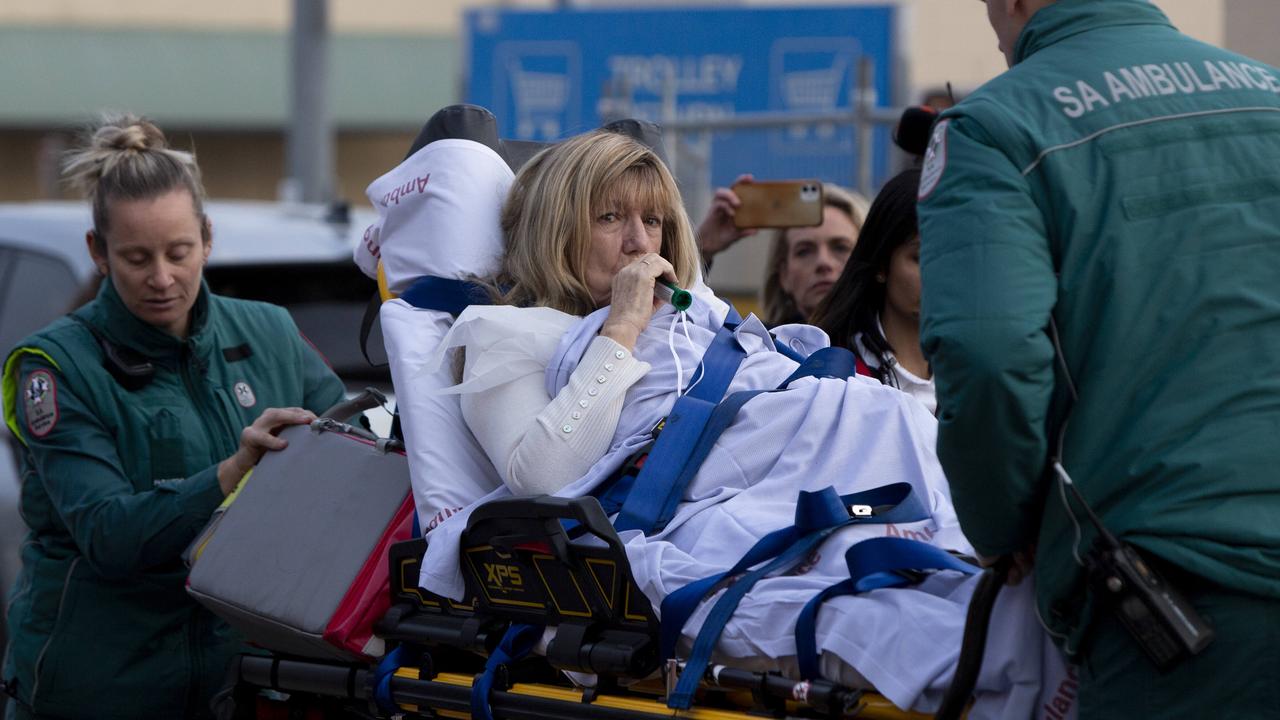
732, 180, 824, 229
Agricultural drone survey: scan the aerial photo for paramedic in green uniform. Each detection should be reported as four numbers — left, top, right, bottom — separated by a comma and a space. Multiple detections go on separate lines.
1, 115, 346, 719
917, 0, 1280, 716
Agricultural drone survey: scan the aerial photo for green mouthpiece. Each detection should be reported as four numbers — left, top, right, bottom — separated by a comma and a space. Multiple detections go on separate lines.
655, 280, 693, 312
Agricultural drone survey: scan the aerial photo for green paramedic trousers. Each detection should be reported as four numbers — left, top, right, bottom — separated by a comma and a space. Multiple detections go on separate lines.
1078, 575, 1280, 719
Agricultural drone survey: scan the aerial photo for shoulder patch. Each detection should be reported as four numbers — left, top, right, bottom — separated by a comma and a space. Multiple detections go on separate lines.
233, 380, 257, 408
23, 369, 58, 437
918, 118, 949, 200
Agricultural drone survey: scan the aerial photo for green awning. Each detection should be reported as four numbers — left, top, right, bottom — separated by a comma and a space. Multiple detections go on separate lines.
0, 25, 459, 129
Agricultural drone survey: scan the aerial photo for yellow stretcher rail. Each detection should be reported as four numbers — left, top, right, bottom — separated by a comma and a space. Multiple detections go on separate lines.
237, 653, 954, 720
388, 667, 942, 720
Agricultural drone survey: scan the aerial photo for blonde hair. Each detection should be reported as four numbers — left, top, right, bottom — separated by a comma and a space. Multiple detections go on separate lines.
761, 182, 869, 326
494, 130, 699, 315
62, 113, 209, 251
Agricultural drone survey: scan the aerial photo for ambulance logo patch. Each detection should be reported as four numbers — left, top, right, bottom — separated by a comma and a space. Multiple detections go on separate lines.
918, 118, 949, 200
23, 370, 58, 437
233, 381, 256, 408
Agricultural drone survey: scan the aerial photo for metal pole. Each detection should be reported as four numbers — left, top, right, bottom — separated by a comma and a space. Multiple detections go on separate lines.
855, 56, 875, 198
661, 72, 679, 178
286, 0, 333, 204
654, 107, 898, 133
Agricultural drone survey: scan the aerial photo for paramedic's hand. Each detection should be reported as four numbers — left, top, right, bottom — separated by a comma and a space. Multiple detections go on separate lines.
601, 253, 676, 351
216, 407, 317, 495
696, 174, 758, 261
979, 547, 1036, 586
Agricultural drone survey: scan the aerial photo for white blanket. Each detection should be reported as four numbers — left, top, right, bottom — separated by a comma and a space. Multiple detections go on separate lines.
362, 134, 1075, 720
414, 293, 1076, 718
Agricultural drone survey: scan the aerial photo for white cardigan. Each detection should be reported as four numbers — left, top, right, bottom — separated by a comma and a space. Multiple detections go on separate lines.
439, 305, 650, 496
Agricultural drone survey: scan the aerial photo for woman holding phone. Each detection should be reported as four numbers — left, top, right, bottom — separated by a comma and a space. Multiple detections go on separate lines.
695, 175, 868, 326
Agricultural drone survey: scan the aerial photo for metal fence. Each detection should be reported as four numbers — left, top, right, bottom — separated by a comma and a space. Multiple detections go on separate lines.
601, 57, 906, 296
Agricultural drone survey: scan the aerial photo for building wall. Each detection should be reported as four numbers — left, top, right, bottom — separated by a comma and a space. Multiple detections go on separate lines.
0, 127, 417, 204
0, 132, 57, 201
1225, 0, 1280, 68
0, 0, 539, 33
2, 0, 1220, 106
187, 129, 417, 204
0, 0, 1242, 206
764, 0, 1226, 101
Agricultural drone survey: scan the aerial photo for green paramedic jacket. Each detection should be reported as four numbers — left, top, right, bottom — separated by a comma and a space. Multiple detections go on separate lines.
2, 278, 346, 719
917, 0, 1280, 656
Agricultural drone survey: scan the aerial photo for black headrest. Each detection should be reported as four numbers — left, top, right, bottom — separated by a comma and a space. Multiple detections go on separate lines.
405, 105, 669, 172
498, 140, 553, 171
601, 118, 669, 167
405, 104, 504, 161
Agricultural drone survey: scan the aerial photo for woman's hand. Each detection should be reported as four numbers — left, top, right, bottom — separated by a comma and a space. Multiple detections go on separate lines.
696, 174, 758, 261
216, 407, 317, 495
600, 252, 676, 351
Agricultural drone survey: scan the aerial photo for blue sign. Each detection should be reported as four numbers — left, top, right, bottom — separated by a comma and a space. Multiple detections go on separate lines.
466, 6, 896, 190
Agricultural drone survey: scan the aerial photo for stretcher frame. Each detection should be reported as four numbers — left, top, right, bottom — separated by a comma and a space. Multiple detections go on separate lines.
222, 495, 954, 720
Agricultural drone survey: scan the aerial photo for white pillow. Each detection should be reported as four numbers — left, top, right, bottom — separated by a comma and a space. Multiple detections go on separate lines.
381, 300, 502, 531
354, 138, 513, 293
357, 138, 516, 530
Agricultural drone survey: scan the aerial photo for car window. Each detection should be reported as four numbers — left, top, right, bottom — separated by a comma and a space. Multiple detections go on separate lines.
0, 247, 81, 355
203, 263, 389, 382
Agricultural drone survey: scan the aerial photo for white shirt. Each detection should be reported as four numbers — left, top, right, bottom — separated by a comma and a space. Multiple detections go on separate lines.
853, 322, 937, 415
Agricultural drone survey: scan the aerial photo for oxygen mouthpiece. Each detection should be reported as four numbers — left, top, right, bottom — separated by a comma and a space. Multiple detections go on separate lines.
655, 280, 693, 312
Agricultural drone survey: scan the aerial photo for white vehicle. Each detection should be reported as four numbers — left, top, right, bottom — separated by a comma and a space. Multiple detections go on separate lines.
0, 200, 393, 681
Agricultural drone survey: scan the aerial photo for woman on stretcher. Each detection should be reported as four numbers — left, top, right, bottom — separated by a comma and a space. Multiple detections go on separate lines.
376, 128, 1069, 718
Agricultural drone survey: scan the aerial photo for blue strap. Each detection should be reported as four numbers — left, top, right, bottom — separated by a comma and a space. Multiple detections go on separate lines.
660, 488, 847, 664
613, 322, 747, 534
660, 483, 927, 709
772, 337, 806, 363
399, 276, 492, 315
561, 470, 635, 538
723, 305, 743, 326
835, 482, 931, 525
659, 482, 921, 663
574, 307, 749, 536
668, 527, 839, 708
794, 538, 980, 680
778, 346, 857, 387
372, 645, 405, 715
655, 388, 764, 530
470, 623, 544, 720
372, 508, 431, 713
649, 346, 862, 533
595, 471, 635, 517
616, 340, 858, 536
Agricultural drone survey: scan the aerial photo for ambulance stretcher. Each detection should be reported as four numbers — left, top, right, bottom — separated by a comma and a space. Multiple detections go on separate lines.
191, 104, 1004, 720
197, 417, 996, 720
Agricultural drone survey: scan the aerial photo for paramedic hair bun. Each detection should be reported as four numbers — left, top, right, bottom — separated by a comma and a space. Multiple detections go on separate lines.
62, 113, 207, 242
62, 113, 189, 197
101, 116, 168, 153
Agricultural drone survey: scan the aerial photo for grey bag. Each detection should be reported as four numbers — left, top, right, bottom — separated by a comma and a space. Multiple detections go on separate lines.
186, 423, 414, 661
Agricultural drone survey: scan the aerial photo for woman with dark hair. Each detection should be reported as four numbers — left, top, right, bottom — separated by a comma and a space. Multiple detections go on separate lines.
811, 168, 934, 414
